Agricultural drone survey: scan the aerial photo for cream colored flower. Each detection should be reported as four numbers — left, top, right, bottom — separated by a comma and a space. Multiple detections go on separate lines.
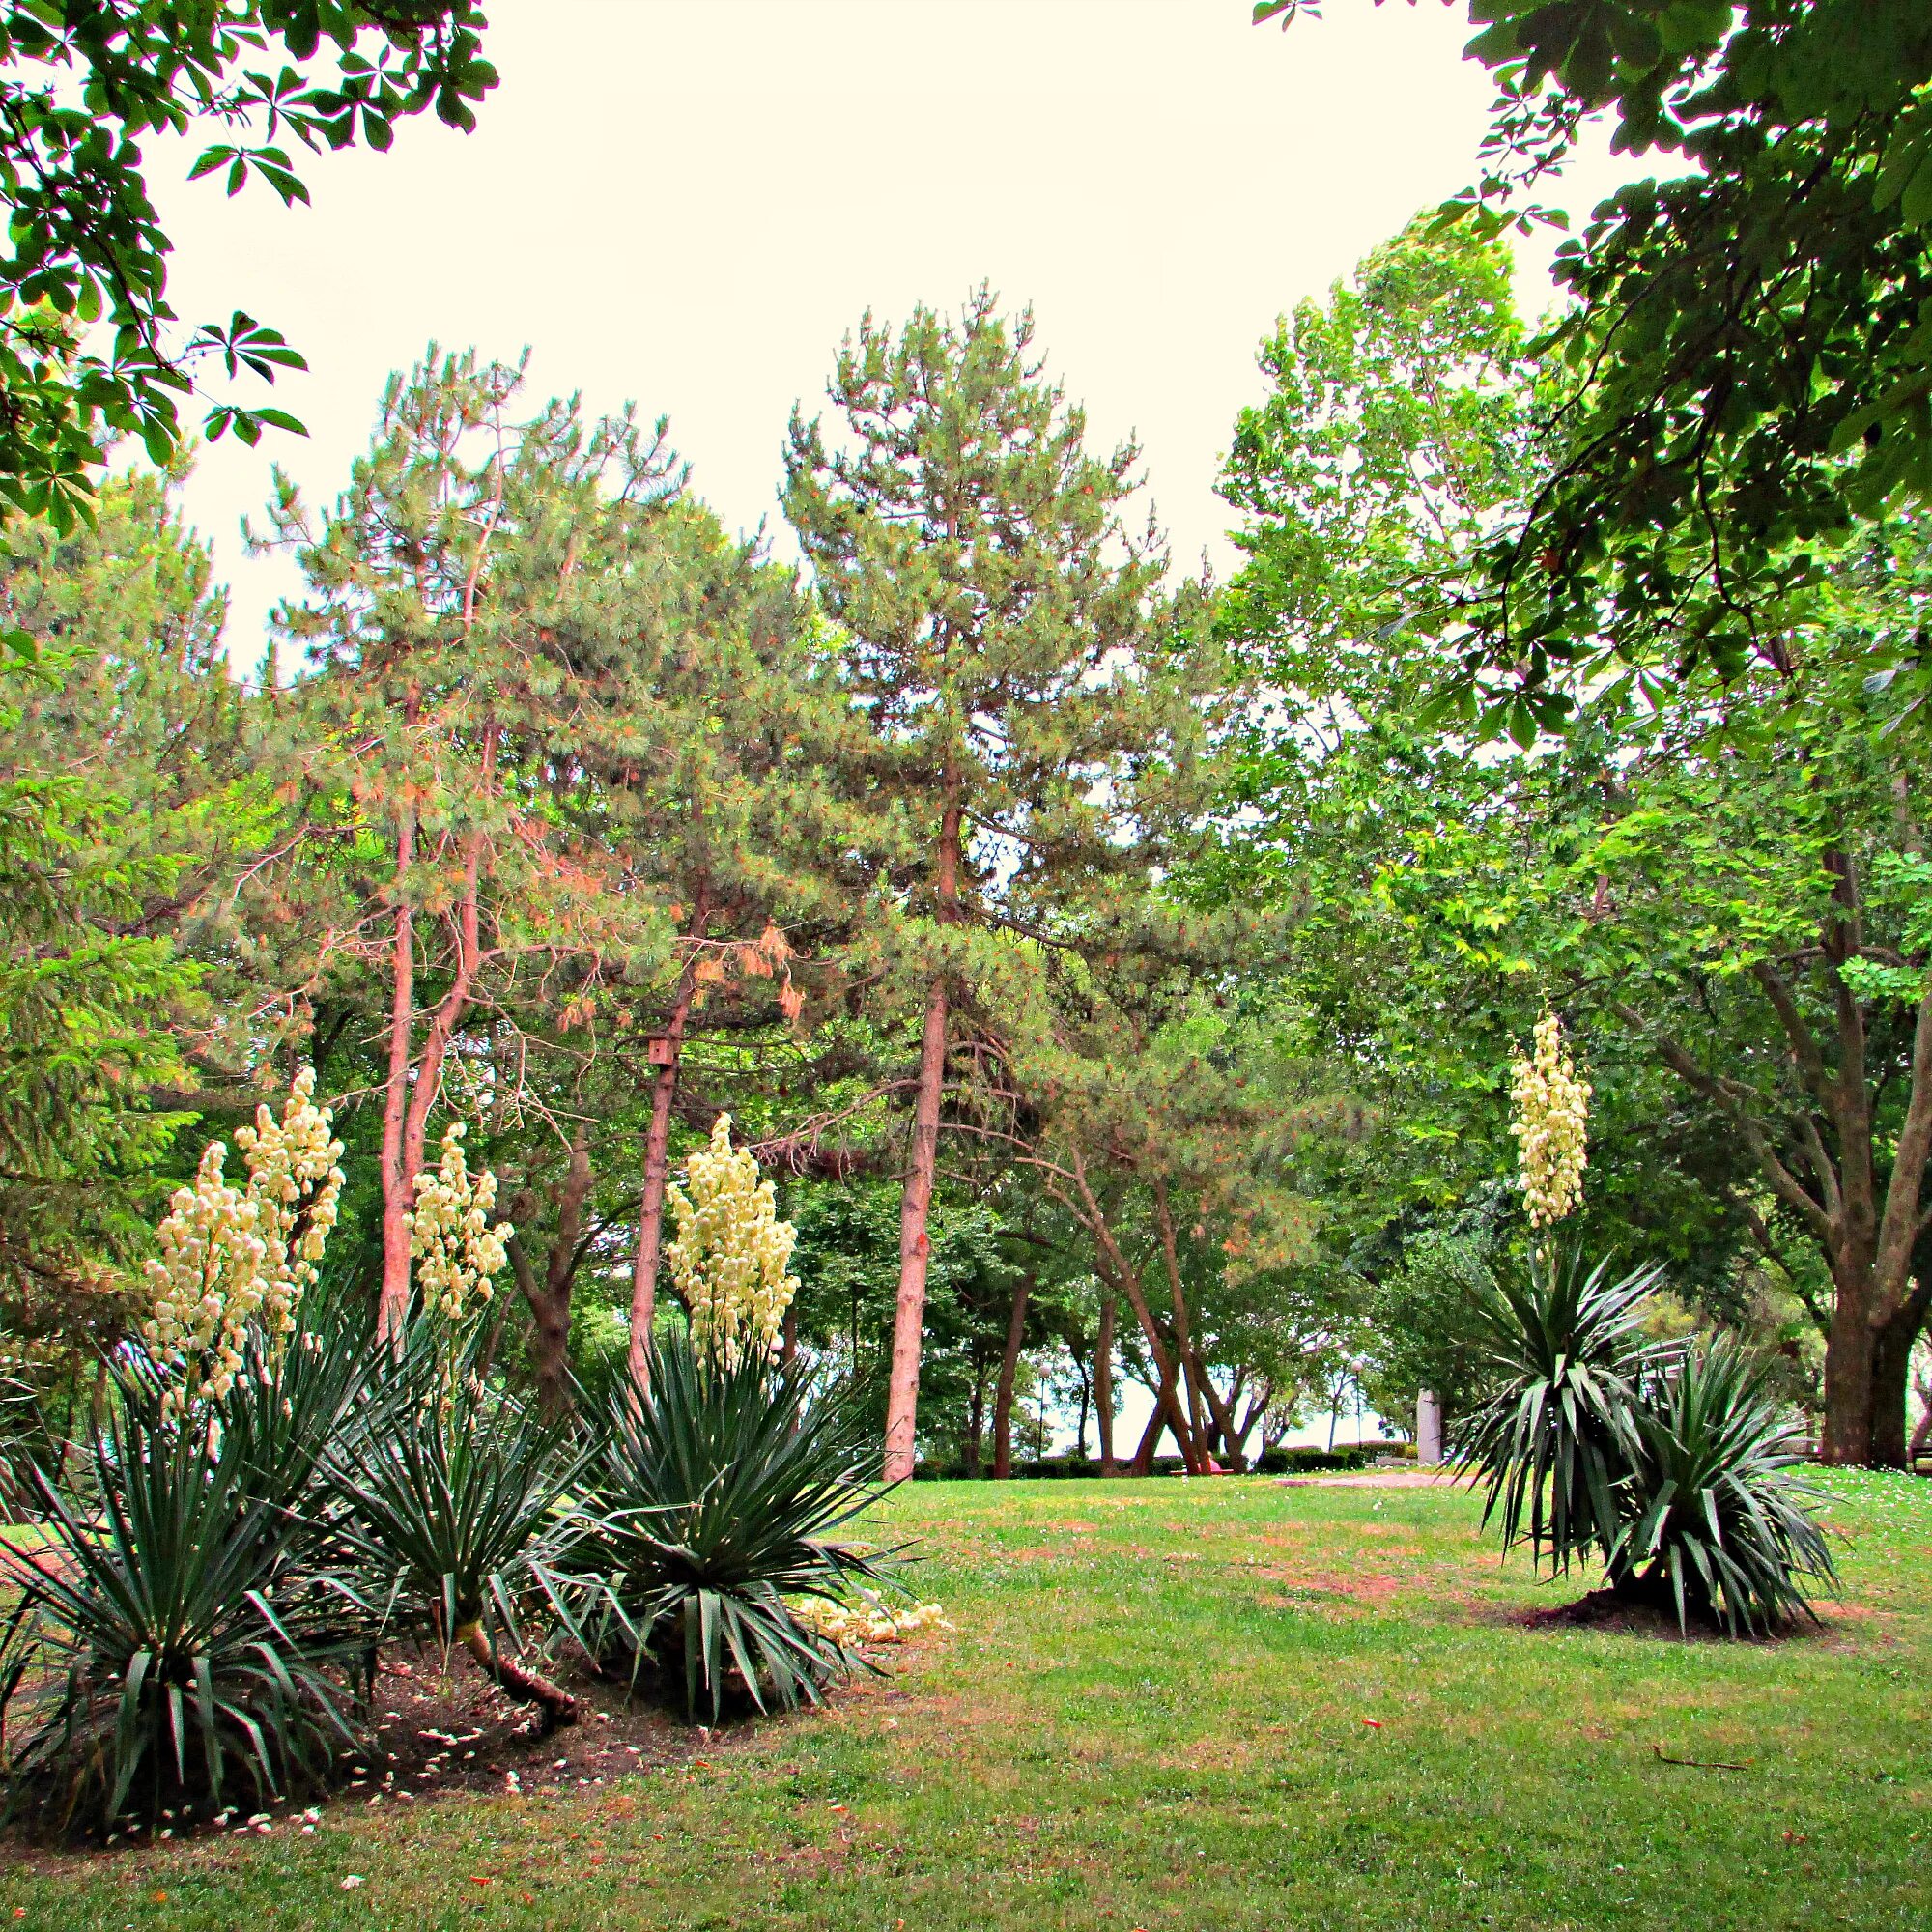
143, 1066, 346, 1408
1509, 1013, 1591, 1227
666, 1114, 799, 1369
406, 1122, 512, 1323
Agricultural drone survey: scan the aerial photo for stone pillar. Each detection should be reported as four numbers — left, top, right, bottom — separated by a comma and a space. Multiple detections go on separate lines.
1416, 1388, 1444, 1466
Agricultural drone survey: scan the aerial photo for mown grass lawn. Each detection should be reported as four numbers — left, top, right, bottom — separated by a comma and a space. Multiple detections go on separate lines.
6, 1469, 1928, 1931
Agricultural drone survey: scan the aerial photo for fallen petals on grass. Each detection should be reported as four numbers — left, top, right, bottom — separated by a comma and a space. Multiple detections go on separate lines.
789, 1597, 955, 1644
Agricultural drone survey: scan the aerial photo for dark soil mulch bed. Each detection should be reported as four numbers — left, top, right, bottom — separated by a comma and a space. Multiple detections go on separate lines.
1, 1645, 728, 1857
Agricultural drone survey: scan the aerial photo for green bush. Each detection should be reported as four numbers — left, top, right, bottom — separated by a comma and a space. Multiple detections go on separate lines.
1454, 1243, 1837, 1634
0, 1379, 371, 1835
561, 1334, 895, 1720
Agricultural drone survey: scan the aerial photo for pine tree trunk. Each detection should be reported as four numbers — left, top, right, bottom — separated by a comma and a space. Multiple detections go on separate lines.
377, 693, 421, 1348
383, 723, 494, 1349
515, 1129, 592, 1421
628, 880, 711, 1397
885, 794, 959, 1482
1130, 1382, 1169, 1474
1095, 1292, 1117, 1475
992, 1273, 1031, 1480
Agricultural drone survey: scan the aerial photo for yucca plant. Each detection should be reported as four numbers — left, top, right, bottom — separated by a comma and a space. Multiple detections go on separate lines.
1615, 1337, 1837, 1634
1453, 1246, 1664, 1574
0, 1391, 372, 1835
561, 1334, 895, 1721
325, 1340, 587, 1730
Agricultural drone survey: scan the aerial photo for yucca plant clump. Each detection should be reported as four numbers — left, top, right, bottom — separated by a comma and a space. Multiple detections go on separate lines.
561, 1333, 896, 1720
1620, 1337, 1836, 1633
1459, 1248, 1662, 1575
1455, 1247, 1836, 1632
1453, 1013, 1837, 1636
0, 1366, 374, 1836
325, 1330, 588, 1730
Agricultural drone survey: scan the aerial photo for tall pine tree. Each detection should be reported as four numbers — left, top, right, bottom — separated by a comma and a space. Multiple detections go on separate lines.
783, 289, 1200, 1477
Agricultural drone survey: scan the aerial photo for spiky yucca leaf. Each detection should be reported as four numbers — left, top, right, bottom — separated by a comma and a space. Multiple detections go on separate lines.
562, 1334, 895, 1721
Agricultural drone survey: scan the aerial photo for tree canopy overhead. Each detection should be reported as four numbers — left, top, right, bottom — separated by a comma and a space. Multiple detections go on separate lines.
1261, 2, 1932, 737
0, 2, 494, 571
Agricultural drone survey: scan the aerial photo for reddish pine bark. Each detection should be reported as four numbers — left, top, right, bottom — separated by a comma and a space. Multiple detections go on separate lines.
884, 796, 960, 1483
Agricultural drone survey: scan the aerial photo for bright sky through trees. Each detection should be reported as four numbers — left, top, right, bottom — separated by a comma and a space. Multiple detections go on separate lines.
147, 0, 1648, 668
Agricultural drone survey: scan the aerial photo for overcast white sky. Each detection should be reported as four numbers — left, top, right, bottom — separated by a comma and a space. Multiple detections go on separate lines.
147, 0, 1650, 671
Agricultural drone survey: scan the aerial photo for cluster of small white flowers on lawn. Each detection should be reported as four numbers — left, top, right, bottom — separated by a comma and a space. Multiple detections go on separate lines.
143, 1067, 346, 1406
407, 1122, 511, 1322
788, 1599, 953, 1645
666, 1113, 798, 1368
1509, 1013, 1591, 1227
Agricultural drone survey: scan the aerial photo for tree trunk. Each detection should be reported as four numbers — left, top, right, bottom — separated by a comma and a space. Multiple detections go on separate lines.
377, 696, 421, 1348
1066, 1155, 1207, 1471
383, 724, 494, 1349
1191, 1348, 1244, 1472
1130, 1390, 1167, 1475
1821, 1247, 1879, 1465
884, 794, 960, 1483
1095, 1292, 1117, 1475
1870, 1308, 1919, 1469
1151, 1179, 1213, 1463
963, 1360, 987, 1477
992, 1273, 1032, 1480
453, 1619, 577, 1731
512, 1129, 592, 1421
628, 878, 712, 1397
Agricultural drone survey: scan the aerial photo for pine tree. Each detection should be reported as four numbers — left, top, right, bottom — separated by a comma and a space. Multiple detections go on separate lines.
783, 288, 1201, 1478
572, 503, 867, 1392
260, 349, 679, 1341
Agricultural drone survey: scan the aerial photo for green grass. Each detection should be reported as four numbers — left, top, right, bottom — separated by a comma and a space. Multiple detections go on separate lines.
5, 1470, 1929, 1929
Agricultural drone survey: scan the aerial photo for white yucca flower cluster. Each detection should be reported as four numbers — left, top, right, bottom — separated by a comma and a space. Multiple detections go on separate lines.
666, 1114, 799, 1368
1509, 1012, 1591, 1227
787, 1598, 953, 1646
407, 1122, 512, 1322
143, 1067, 346, 1405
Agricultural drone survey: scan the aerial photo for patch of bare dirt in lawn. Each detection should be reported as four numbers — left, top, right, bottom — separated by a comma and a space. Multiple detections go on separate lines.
1254, 1568, 1406, 1606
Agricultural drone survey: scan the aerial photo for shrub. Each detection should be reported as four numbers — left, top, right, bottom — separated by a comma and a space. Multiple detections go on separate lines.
562, 1334, 895, 1720
325, 1335, 586, 1729
0, 1388, 370, 1835
1454, 1243, 1837, 1634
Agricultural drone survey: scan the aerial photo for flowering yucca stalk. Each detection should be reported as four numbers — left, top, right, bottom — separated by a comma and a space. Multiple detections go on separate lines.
406, 1122, 512, 1324
665, 1114, 799, 1369
142, 1067, 346, 1407
1509, 1013, 1591, 1228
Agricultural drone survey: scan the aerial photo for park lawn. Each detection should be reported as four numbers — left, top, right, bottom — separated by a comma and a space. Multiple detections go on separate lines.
4, 1470, 1928, 1932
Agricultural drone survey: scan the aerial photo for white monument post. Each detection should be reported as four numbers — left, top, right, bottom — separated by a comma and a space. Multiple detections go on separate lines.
1416, 1389, 1444, 1466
